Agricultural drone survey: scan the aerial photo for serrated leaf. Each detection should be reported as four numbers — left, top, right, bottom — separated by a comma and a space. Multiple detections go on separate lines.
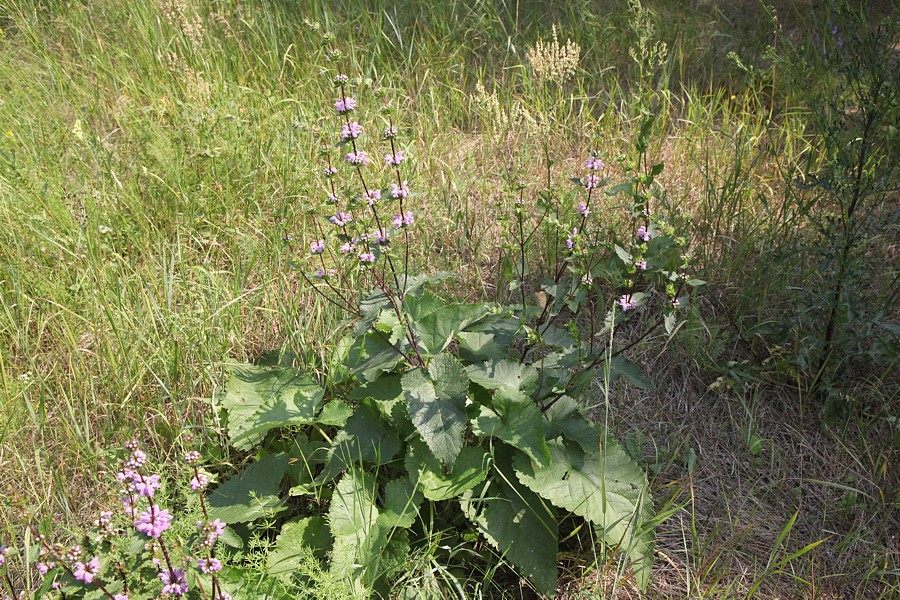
315, 399, 354, 426
267, 517, 332, 577
403, 357, 468, 467
465, 359, 538, 394
461, 446, 558, 596
407, 292, 493, 355
472, 387, 551, 467
614, 244, 632, 265
456, 315, 520, 362
608, 355, 654, 390
220, 365, 325, 450
329, 470, 389, 586
208, 454, 289, 523
405, 438, 490, 501
343, 331, 405, 383
542, 396, 600, 454
378, 478, 423, 529
513, 439, 654, 590
323, 401, 401, 477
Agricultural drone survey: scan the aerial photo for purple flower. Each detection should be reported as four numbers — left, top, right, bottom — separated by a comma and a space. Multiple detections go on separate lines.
197, 558, 223, 573
339, 241, 355, 254
619, 295, 638, 312
197, 518, 227, 549
577, 202, 590, 217
343, 150, 370, 166
190, 473, 209, 491
390, 181, 410, 199
73, 556, 100, 584
134, 505, 172, 538
364, 189, 381, 206
566, 227, 578, 250
334, 97, 357, 114
358, 252, 376, 263
125, 450, 146, 469
341, 121, 363, 139
334, 73, 349, 85
134, 474, 160, 498
585, 156, 605, 171
391, 211, 414, 228
636, 226, 651, 241
369, 228, 389, 244
323, 165, 338, 177
384, 150, 404, 166
183, 451, 201, 464
159, 568, 188, 596
116, 468, 135, 484
37, 562, 53, 575
635, 260, 647, 270
584, 174, 600, 189
329, 211, 352, 227
310, 239, 326, 254
327, 192, 339, 203
383, 125, 398, 139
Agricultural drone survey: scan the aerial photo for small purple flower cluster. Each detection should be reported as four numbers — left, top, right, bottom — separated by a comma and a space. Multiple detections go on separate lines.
23, 443, 230, 600
304, 65, 418, 279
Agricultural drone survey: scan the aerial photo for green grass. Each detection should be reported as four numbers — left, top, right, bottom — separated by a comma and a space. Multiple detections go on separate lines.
0, 0, 897, 597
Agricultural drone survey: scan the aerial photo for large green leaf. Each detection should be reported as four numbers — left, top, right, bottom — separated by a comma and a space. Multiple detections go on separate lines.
471, 387, 551, 467
377, 477, 423, 529
220, 365, 325, 450
208, 454, 289, 523
328, 470, 390, 587
403, 355, 468, 467
266, 517, 332, 577
465, 359, 539, 394
343, 331, 405, 382
406, 292, 493, 355
456, 315, 521, 362
405, 438, 489, 501
607, 355, 655, 390
461, 446, 558, 596
513, 438, 654, 589
542, 395, 600, 454
323, 400, 401, 478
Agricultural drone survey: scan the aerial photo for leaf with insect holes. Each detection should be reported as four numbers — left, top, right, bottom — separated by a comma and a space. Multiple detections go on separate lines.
403, 354, 469, 467
513, 437, 654, 590
208, 454, 289, 523
220, 365, 325, 450
461, 445, 558, 596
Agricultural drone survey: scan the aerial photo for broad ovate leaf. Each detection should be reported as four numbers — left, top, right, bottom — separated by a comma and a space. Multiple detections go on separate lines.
461, 445, 558, 596
471, 387, 551, 467
513, 438, 654, 589
267, 517, 332, 577
403, 354, 468, 467
208, 454, 289, 523
220, 365, 325, 450
465, 359, 539, 394
405, 438, 490, 501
